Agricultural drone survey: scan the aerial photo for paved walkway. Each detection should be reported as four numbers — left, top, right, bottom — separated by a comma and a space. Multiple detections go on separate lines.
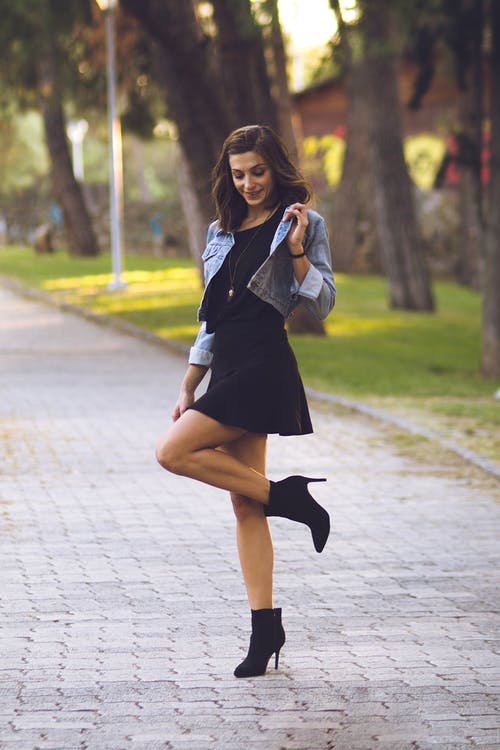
0, 284, 499, 750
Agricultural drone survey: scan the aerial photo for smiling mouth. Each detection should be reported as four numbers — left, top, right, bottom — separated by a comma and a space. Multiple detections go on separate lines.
245, 191, 261, 199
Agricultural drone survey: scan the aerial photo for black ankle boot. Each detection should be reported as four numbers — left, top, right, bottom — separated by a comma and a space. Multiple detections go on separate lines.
265, 475, 330, 553
234, 608, 286, 678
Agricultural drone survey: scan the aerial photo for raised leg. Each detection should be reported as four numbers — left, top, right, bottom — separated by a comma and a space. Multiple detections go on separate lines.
156, 408, 330, 553
156, 409, 270, 503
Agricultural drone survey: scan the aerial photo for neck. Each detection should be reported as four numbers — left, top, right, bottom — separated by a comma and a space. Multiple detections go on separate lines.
246, 203, 278, 223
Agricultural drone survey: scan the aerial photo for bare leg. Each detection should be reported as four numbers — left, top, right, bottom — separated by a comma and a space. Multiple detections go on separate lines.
221, 433, 273, 610
156, 409, 270, 503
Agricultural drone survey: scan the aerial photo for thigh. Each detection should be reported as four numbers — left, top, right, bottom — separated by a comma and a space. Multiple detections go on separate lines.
221, 431, 267, 475
158, 408, 247, 455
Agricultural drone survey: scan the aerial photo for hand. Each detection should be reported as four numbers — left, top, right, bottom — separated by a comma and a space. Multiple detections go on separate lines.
172, 389, 195, 421
284, 203, 308, 254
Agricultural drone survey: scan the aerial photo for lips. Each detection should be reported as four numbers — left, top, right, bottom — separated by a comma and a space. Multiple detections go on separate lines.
245, 191, 262, 200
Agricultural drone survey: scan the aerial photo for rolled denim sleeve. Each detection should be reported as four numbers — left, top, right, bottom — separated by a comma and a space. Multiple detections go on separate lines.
290, 213, 336, 320
188, 320, 214, 367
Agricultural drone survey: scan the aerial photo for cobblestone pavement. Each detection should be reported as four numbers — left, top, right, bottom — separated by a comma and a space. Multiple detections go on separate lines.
1, 284, 499, 750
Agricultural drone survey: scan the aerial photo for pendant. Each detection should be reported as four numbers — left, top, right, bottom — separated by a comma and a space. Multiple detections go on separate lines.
227, 287, 235, 301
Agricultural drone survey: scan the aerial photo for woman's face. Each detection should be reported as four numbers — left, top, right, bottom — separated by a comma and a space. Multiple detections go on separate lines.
229, 151, 275, 209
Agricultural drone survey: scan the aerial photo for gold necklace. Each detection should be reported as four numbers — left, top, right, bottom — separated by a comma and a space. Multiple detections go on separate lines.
227, 210, 273, 302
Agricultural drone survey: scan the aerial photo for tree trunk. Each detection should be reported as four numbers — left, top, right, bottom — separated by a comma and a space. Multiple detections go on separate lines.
329, 0, 380, 272
481, 0, 500, 376
455, 0, 484, 289
37, 5, 99, 257
265, 0, 299, 162
362, 0, 434, 310
334, 92, 381, 271
329, 1, 361, 272
177, 145, 205, 275
211, 0, 278, 131
122, 0, 233, 250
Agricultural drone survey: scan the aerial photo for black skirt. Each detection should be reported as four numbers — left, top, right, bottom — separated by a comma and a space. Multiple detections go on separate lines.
189, 315, 313, 436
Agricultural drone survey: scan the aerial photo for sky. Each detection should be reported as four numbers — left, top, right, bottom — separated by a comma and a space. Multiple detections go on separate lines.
278, 0, 337, 53
277, 0, 344, 90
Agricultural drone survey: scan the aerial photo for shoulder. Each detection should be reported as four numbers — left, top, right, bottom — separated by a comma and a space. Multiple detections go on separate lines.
206, 219, 220, 240
305, 209, 328, 241
305, 208, 325, 227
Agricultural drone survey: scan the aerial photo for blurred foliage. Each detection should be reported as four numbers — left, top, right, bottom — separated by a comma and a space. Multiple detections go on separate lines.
303, 132, 446, 190
0, 0, 166, 137
303, 134, 346, 186
405, 134, 447, 189
0, 110, 49, 198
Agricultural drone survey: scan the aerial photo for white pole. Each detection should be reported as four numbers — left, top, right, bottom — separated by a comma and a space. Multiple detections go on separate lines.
67, 119, 88, 181
104, 5, 126, 290
73, 140, 84, 181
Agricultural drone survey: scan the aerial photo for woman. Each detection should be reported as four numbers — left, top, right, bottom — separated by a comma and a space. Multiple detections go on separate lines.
156, 124, 335, 678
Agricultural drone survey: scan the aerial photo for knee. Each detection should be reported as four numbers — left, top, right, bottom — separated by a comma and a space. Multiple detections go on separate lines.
155, 438, 184, 475
231, 494, 263, 522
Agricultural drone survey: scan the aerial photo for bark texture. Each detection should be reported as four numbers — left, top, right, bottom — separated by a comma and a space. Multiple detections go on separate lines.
481, 0, 500, 375
211, 0, 278, 130
455, 0, 484, 289
330, 0, 380, 272
362, 0, 434, 310
122, 0, 231, 238
37, 6, 99, 257
266, 0, 299, 162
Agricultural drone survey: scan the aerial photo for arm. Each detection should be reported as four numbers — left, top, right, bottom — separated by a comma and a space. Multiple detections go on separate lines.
285, 205, 336, 320
172, 221, 220, 420
172, 363, 208, 421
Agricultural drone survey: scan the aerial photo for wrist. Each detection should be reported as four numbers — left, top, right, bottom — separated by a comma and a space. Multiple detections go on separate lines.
288, 246, 306, 258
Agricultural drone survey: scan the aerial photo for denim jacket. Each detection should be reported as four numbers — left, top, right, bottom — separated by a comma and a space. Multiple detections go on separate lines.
189, 206, 336, 367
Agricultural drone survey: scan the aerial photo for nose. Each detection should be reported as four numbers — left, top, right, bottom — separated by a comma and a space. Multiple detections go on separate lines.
243, 174, 255, 190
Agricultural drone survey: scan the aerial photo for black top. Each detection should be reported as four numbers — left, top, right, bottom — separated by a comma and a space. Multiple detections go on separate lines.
204, 207, 284, 333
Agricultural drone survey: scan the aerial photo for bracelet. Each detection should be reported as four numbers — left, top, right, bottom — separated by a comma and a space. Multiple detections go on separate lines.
288, 250, 306, 258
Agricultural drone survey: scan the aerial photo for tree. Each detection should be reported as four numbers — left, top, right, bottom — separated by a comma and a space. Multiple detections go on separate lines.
481, 0, 500, 376
37, 1, 99, 257
120, 0, 232, 250
451, 0, 484, 289
360, 0, 435, 310
0, 0, 99, 256
329, 0, 380, 273
404, 0, 486, 289
400, 0, 499, 372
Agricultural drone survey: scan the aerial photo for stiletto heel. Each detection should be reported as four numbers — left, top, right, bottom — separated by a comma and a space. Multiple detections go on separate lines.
265, 475, 330, 553
234, 608, 286, 678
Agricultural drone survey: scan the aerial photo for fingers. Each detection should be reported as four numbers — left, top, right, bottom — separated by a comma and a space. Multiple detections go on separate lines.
284, 203, 308, 226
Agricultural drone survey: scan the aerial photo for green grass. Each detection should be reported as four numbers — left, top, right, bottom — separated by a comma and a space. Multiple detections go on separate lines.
1, 245, 499, 463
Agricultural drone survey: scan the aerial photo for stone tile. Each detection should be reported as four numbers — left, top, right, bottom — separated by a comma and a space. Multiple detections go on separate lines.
1, 285, 499, 750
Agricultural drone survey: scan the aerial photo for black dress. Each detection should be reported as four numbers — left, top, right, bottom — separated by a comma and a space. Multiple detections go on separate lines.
189, 208, 313, 436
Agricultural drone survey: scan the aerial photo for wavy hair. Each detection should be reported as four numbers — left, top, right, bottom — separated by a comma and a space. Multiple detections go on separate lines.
212, 125, 311, 233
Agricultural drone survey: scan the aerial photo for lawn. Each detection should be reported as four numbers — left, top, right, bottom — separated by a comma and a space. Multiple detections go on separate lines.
1, 245, 499, 462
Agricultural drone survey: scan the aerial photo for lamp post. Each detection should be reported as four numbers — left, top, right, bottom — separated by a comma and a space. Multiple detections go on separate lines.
95, 0, 126, 290
67, 119, 89, 181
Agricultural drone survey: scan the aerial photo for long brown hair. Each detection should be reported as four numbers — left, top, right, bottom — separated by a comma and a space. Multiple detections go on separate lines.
212, 125, 311, 233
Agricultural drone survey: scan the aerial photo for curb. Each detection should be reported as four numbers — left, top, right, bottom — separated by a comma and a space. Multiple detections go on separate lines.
306, 388, 500, 481
2, 274, 499, 482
